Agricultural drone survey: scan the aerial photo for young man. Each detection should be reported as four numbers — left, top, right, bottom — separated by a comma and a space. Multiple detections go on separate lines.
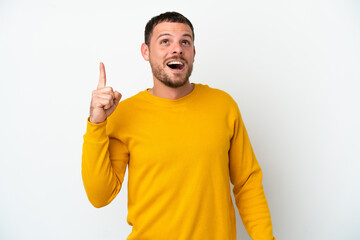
82, 12, 276, 240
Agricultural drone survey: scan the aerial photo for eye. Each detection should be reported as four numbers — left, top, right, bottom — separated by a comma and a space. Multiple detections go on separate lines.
160, 39, 169, 45
182, 40, 190, 45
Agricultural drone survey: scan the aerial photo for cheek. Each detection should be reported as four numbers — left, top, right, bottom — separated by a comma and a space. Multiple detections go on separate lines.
150, 48, 166, 57
150, 54, 165, 66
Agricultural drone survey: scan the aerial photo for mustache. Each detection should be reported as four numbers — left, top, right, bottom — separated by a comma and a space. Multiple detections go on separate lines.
164, 57, 187, 64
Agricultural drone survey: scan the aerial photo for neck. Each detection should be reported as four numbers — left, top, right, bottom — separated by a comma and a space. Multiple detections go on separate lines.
148, 80, 194, 100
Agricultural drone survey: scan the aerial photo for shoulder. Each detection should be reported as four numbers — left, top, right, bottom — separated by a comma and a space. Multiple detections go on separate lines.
113, 89, 149, 112
196, 83, 239, 110
106, 90, 147, 125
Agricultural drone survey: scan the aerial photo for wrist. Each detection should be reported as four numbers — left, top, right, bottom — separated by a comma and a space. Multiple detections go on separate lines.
89, 116, 106, 124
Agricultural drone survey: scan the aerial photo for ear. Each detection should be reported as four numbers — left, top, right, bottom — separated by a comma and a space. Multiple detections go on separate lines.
193, 45, 196, 62
141, 43, 150, 61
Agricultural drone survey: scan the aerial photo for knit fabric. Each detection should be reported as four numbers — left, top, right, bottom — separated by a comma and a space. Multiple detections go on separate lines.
82, 83, 275, 240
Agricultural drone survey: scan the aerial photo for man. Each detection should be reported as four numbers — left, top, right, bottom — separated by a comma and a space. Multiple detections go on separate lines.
82, 11, 276, 240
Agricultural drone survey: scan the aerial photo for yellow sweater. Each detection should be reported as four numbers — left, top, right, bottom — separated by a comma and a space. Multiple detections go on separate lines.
82, 83, 275, 240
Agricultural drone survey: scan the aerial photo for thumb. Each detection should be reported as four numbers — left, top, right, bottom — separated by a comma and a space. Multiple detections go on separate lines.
114, 91, 122, 104
105, 91, 122, 116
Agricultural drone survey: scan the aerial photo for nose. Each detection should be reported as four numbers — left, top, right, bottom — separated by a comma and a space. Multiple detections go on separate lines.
171, 42, 183, 55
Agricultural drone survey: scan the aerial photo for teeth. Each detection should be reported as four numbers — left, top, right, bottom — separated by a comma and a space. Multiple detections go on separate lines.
168, 61, 183, 65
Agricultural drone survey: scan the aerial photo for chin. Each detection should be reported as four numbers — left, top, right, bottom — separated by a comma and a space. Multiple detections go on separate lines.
161, 78, 189, 88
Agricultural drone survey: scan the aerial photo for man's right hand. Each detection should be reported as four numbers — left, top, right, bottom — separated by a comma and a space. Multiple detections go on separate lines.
89, 62, 122, 124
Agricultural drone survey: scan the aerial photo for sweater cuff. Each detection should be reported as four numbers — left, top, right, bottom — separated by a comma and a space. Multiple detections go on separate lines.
84, 117, 108, 141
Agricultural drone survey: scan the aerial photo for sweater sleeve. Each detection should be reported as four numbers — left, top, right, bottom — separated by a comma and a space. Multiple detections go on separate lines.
81, 118, 129, 208
229, 106, 276, 240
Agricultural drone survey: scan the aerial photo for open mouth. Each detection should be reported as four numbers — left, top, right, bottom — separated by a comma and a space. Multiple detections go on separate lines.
166, 61, 185, 71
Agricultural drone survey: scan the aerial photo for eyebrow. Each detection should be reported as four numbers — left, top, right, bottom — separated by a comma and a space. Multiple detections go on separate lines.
156, 33, 193, 41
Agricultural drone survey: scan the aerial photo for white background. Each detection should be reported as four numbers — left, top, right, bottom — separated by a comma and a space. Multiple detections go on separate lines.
0, 0, 359, 239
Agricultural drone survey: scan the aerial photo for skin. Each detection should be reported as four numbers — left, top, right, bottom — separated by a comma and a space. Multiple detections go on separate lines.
89, 21, 196, 123
141, 22, 196, 100
89, 62, 122, 124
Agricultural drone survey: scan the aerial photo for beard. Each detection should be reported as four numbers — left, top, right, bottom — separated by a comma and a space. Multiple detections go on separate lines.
149, 57, 193, 88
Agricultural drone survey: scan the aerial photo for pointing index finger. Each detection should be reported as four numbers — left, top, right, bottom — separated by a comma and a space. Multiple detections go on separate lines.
97, 62, 106, 89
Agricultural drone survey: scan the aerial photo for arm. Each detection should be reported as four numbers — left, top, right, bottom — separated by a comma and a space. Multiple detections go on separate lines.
81, 62, 126, 208
81, 119, 128, 208
229, 106, 276, 240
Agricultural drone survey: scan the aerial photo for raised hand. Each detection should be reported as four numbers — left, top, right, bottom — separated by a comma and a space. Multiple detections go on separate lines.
89, 62, 122, 124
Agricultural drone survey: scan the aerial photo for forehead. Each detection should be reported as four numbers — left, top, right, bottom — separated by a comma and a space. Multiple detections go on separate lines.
151, 22, 193, 41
